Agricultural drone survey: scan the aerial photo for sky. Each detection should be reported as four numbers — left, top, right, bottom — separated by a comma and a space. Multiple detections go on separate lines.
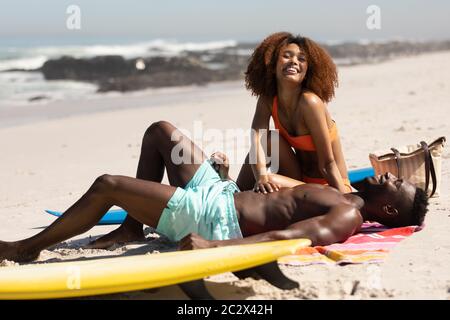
0, 0, 449, 43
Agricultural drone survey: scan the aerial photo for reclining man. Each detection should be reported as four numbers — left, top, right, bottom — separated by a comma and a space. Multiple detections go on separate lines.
0, 121, 428, 262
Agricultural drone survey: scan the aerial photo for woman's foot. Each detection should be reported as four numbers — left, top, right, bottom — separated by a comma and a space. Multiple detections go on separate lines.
85, 225, 146, 249
0, 241, 40, 263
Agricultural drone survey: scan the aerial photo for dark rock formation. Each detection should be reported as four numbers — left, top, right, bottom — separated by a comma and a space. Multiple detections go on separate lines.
41, 54, 245, 92
34, 40, 450, 92
322, 41, 450, 64
41, 55, 132, 81
28, 95, 50, 102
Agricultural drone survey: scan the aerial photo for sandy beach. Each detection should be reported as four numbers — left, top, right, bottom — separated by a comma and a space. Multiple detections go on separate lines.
0, 51, 449, 299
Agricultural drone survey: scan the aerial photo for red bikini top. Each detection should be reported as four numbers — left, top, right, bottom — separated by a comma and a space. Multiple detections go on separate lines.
271, 96, 338, 152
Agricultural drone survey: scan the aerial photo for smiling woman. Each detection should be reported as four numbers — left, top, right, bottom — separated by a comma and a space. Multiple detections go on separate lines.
279, 44, 307, 77
236, 32, 351, 195
244, 32, 337, 102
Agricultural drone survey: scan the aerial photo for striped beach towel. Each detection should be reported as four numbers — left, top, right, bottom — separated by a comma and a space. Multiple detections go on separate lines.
278, 222, 422, 266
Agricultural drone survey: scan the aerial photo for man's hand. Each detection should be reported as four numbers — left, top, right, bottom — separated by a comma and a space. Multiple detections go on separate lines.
210, 151, 230, 180
254, 174, 281, 193
179, 233, 214, 250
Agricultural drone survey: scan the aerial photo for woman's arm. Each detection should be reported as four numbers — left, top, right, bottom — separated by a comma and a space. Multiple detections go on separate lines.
250, 96, 280, 193
301, 94, 348, 193
266, 173, 305, 188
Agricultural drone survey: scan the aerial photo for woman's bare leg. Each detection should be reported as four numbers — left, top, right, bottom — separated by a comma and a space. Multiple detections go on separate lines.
0, 175, 177, 263
88, 121, 206, 248
236, 130, 303, 190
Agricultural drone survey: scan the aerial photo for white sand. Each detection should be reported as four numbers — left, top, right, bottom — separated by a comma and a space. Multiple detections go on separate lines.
0, 51, 449, 299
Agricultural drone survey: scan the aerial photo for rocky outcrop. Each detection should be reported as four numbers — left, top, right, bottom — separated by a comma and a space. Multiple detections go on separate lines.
41, 55, 131, 81
35, 40, 450, 92
323, 41, 450, 64
41, 54, 246, 92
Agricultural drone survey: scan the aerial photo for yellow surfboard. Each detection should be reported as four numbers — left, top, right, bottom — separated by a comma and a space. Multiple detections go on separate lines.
0, 239, 310, 299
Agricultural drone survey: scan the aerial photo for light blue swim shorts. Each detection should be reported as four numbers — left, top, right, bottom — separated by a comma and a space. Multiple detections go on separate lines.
156, 159, 243, 242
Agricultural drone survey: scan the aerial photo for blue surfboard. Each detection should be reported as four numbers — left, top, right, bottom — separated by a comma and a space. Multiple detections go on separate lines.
45, 167, 375, 225
348, 167, 375, 183
45, 209, 127, 225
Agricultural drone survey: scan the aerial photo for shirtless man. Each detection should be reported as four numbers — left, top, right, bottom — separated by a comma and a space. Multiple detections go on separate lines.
0, 121, 428, 262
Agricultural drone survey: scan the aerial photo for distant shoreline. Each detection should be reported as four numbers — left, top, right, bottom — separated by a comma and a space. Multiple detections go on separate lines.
0, 80, 246, 129
1, 49, 450, 130
1, 39, 450, 108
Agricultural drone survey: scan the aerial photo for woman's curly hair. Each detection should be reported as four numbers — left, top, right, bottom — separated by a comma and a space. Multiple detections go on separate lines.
245, 32, 338, 103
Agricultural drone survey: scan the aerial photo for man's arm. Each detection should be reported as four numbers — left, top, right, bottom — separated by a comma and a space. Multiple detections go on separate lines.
279, 203, 363, 246
179, 204, 363, 250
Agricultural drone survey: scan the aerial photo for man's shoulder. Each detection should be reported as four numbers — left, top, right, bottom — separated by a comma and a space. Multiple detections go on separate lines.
343, 193, 365, 210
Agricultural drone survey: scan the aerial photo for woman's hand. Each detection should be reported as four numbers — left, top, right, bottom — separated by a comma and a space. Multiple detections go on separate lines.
253, 174, 281, 193
210, 151, 230, 180
179, 233, 214, 250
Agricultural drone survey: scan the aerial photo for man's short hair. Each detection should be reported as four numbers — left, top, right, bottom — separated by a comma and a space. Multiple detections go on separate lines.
409, 188, 429, 226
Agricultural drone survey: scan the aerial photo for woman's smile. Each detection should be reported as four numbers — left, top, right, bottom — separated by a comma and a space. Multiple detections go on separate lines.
283, 64, 300, 75
276, 43, 308, 82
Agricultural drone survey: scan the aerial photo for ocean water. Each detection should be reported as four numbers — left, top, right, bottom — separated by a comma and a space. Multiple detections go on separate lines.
0, 38, 239, 106
0, 36, 429, 107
